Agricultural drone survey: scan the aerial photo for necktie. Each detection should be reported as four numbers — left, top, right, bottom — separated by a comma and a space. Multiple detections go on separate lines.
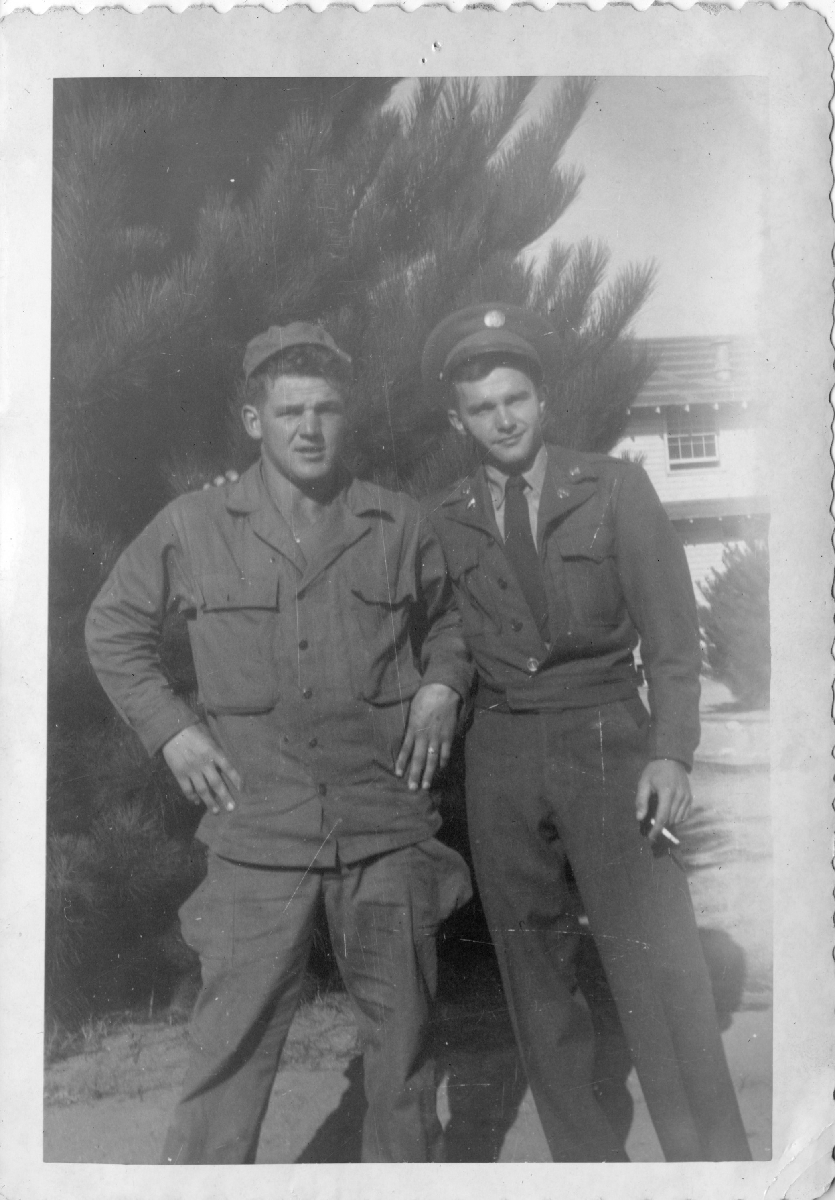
503, 475, 550, 643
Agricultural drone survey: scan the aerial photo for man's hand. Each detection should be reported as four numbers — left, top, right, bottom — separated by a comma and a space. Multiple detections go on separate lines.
635, 758, 692, 844
395, 683, 460, 792
163, 724, 242, 814
202, 469, 240, 490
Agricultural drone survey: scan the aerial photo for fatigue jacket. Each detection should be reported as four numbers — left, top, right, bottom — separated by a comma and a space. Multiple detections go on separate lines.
426, 444, 701, 768
86, 463, 472, 867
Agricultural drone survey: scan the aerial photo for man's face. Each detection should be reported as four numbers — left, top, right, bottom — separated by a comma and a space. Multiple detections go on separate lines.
242, 374, 347, 488
448, 365, 545, 471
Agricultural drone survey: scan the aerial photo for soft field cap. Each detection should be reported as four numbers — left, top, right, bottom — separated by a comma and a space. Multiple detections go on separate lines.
243, 322, 352, 380
421, 303, 555, 389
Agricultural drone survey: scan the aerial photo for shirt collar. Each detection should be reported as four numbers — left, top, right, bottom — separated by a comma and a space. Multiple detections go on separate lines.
225, 460, 401, 528
485, 443, 549, 506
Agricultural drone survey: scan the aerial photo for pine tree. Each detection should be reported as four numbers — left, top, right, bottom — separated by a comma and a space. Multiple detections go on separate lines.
699, 541, 770, 709
48, 77, 656, 1029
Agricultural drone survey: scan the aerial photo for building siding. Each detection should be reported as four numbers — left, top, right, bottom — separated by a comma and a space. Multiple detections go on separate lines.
609, 336, 768, 590
611, 408, 763, 505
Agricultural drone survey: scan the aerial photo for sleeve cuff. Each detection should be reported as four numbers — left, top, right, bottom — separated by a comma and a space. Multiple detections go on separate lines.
648, 730, 698, 773
421, 658, 475, 703
135, 700, 202, 758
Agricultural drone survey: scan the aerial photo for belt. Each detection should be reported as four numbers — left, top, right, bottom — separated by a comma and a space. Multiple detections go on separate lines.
474, 671, 640, 714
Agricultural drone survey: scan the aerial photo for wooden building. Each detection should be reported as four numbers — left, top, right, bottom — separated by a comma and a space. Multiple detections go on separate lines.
612, 336, 769, 591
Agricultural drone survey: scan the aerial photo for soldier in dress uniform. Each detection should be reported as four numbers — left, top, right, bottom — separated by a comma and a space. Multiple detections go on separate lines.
421, 303, 752, 1162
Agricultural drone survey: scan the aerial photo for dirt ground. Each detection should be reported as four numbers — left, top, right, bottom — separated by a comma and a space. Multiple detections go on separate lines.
44, 687, 772, 1164
43, 995, 771, 1164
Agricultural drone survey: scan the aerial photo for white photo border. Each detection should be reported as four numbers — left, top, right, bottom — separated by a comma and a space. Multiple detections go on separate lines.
0, 7, 832, 1199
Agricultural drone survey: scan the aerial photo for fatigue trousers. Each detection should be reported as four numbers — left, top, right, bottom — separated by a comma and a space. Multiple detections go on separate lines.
465, 697, 752, 1163
162, 839, 470, 1164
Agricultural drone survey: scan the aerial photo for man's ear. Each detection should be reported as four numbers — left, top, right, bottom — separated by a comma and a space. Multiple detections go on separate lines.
448, 408, 466, 436
241, 404, 262, 442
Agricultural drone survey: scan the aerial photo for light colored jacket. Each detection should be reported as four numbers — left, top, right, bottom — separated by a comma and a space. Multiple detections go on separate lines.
86, 462, 472, 866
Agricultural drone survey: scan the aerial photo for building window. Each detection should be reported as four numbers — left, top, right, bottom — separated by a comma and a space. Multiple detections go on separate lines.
666, 405, 719, 469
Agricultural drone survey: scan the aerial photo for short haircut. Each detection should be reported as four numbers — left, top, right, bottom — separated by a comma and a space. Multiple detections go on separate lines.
446, 351, 543, 407
244, 344, 353, 409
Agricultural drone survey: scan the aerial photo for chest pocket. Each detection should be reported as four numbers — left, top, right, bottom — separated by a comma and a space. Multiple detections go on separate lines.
349, 576, 422, 705
191, 572, 281, 714
552, 523, 621, 628
443, 539, 502, 637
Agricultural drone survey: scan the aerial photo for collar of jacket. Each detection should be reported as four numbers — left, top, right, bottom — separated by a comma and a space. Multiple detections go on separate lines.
224, 462, 400, 591
439, 444, 602, 538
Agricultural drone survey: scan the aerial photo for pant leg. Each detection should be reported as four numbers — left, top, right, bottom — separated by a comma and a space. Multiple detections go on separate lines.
324, 840, 471, 1163
162, 853, 320, 1164
571, 889, 636, 1144
543, 699, 752, 1162
465, 711, 629, 1163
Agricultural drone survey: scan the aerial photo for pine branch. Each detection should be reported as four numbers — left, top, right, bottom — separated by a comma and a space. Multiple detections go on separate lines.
451, 254, 536, 311
583, 261, 658, 348
546, 238, 611, 340
530, 241, 573, 309
544, 77, 597, 161
481, 78, 539, 157
547, 337, 654, 452
324, 79, 400, 149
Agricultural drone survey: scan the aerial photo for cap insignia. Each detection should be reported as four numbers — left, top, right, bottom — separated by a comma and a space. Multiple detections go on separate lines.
483, 309, 506, 328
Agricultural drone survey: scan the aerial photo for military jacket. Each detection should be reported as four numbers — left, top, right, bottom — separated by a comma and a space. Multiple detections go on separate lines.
86, 463, 472, 866
426, 444, 701, 768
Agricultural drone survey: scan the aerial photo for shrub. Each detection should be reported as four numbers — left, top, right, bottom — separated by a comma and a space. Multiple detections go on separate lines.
46, 790, 205, 1028
699, 541, 770, 709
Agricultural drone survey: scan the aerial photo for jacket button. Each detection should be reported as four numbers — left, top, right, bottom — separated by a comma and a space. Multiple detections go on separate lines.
526, 657, 539, 673
497, 577, 508, 589
317, 783, 327, 796
308, 736, 318, 748
302, 687, 313, 699
299, 639, 309, 650
511, 619, 523, 632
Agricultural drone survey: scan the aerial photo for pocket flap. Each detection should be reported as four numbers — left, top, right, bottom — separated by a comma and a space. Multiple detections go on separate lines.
350, 569, 415, 608
201, 572, 278, 611
554, 524, 615, 562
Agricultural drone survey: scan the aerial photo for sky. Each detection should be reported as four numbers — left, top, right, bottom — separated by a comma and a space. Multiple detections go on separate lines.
524, 76, 769, 339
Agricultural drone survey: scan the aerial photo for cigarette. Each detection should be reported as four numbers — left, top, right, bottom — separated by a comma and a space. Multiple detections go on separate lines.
650, 819, 680, 846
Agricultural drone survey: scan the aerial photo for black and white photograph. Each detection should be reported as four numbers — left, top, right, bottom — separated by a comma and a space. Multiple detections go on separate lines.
1, 7, 832, 1200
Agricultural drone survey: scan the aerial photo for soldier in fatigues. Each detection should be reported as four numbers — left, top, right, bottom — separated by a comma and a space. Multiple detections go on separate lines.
421, 303, 752, 1162
86, 323, 473, 1164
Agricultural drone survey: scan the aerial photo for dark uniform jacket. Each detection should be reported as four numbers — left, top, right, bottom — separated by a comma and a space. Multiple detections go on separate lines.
426, 444, 701, 768
86, 462, 473, 867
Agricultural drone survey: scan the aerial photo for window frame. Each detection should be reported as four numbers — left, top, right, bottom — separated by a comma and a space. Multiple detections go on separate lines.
665, 403, 720, 471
